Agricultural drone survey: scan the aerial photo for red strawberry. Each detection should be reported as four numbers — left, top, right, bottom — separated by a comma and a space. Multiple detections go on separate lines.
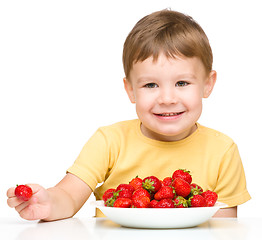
202, 190, 218, 207
190, 183, 203, 196
172, 169, 192, 184
102, 188, 116, 203
118, 189, 134, 199
129, 176, 143, 190
15, 185, 33, 201
172, 178, 191, 198
154, 186, 175, 200
149, 199, 159, 208
116, 184, 135, 194
156, 199, 175, 208
174, 196, 188, 208
116, 184, 135, 199
113, 198, 132, 208
132, 187, 151, 200
142, 176, 162, 193
162, 177, 173, 187
103, 189, 121, 207
189, 195, 207, 207
132, 196, 150, 208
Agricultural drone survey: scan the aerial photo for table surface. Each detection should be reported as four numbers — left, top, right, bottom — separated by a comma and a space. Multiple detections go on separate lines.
0, 217, 261, 240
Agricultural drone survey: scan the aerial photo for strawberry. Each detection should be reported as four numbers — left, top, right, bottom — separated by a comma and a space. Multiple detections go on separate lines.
132, 187, 151, 200
190, 183, 203, 196
15, 185, 33, 201
142, 176, 162, 193
132, 196, 150, 208
154, 186, 175, 200
116, 184, 135, 199
202, 190, 218, 207
149, 199, 159, 208
103, 189, 121, 207
188, 195, 207, 207
162, 177, 173, 187
118, 189, 134, 199
129, 176, 143, 190
116, 184, 135, 194
113, 198, 132, 208
174, 196, 188, 208
172, 178, 191, 198
105, 196, 117, 207
172, 169, 192, 184
102, 188, 116, 203
156, 199, 175, 208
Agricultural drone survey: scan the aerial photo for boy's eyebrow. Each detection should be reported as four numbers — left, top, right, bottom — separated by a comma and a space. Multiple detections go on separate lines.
136, 73, 197, 83
175, 74, 197, 79
134, 75, 157, 83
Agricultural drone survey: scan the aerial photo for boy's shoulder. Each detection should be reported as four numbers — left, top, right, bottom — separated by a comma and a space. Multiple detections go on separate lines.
98, 119, 139, 135
198, 123, 235, 147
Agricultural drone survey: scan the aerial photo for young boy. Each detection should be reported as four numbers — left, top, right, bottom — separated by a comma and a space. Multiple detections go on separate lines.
7, 9, 250, 221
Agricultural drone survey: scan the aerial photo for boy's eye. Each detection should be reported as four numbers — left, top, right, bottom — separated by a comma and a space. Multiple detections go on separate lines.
144, 83, 158, 88
175, 81, 189, 87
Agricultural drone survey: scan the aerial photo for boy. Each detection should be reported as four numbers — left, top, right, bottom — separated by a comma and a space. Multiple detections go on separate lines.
7, 9, 250, 220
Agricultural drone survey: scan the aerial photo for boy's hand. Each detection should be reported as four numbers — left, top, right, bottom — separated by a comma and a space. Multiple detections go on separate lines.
7, 184, 51, 220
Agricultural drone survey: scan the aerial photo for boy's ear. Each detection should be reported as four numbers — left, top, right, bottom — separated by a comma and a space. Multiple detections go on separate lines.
123, 78, 136, 103
203, 70, 217, 98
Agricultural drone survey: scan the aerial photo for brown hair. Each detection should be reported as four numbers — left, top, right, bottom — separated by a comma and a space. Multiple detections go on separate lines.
123, 10, 213, 79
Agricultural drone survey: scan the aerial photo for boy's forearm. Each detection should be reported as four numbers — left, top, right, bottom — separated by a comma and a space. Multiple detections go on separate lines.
42, 187, 77, 221
213, 206, 237, 218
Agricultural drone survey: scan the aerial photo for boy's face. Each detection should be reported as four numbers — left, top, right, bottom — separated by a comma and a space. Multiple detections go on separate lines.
124, 53, 216, 141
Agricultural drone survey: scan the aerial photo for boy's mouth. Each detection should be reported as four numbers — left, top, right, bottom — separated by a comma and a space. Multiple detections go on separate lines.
155, 112, 185, 117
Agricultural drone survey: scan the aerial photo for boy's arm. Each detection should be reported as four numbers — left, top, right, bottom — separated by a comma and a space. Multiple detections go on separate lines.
213, 206, 237, 218
7, 173, 92, 221
42, 173, 93, 221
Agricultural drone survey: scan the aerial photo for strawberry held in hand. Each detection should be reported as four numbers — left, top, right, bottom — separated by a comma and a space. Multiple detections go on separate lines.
15, 184, 33, 201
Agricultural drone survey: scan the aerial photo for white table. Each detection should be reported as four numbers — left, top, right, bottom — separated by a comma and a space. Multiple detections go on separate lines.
0, 217, 261, 240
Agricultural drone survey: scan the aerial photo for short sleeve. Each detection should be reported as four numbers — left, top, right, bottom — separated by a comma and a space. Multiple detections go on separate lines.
214, 143, 251, 207
67, 129, 110, 191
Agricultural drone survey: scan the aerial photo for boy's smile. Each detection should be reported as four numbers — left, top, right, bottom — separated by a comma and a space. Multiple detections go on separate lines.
124, 53, 216, 142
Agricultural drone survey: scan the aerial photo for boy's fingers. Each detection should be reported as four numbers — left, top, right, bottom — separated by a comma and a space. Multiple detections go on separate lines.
15, 201, 30, 214
7, 196, 24, 208
6, 187, 15, 198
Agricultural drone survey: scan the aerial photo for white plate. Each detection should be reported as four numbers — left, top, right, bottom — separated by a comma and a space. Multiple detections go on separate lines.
93, 200, 228, 229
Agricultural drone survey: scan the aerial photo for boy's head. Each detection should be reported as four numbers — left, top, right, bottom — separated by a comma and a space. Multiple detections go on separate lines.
122, 10, 217, 142
123, 9, 213, 79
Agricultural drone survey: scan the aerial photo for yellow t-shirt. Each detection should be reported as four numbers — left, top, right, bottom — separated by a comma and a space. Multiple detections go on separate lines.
67, 119, 251, 215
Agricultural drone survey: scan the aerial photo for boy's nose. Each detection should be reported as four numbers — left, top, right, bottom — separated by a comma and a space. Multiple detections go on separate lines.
158, 88, 178, 105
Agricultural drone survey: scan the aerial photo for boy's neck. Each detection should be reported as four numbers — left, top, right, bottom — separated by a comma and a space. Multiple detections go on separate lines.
140, 123, 198, 142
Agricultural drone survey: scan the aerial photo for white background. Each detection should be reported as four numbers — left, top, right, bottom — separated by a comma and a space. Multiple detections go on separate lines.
1, 0, 261, 219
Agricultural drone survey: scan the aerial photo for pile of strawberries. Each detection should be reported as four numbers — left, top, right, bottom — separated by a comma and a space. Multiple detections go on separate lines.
102, 169, 218, 208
